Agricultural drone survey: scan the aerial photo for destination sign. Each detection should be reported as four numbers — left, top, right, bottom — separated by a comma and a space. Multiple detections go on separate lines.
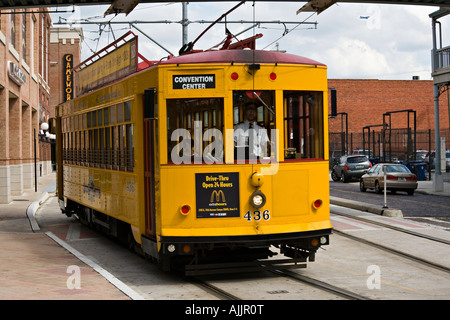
173, 74, 215, 90
75, 37, 137, 96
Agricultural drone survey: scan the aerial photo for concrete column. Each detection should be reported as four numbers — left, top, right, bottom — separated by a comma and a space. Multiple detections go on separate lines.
9, 95, 23, 196
0, 87, 11, 203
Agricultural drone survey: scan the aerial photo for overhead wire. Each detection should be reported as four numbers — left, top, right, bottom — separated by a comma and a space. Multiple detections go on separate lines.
262, 11, 317, 50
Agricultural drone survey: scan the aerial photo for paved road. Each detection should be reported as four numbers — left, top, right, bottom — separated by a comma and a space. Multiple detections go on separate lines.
329, 173, 450, 227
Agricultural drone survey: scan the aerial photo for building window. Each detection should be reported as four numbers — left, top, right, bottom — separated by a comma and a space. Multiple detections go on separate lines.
10, 9, 16, 48
40, 16, 43, 77
22, 10, 27, 62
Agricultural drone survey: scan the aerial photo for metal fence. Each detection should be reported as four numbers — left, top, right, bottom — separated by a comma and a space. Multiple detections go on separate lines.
329, 128, 450, 161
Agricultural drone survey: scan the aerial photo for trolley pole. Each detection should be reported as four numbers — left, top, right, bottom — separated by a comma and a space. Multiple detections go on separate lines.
182, 2, 189, 46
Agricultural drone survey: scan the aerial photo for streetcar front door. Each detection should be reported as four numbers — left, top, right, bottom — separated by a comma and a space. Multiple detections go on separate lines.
144, 89, 157, 238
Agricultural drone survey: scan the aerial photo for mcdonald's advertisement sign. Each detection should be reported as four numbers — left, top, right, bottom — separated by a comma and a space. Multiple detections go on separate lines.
195, 172, 240, 218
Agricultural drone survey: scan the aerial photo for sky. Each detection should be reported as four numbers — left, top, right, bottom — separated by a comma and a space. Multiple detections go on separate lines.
51, 1, 450, 80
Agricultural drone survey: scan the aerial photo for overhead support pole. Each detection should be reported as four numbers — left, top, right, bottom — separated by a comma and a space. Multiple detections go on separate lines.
431, 13, 444, 192
182, 2, 189, 46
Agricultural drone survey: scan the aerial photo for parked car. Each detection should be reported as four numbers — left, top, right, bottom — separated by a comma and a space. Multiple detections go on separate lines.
352, 148, 374, 158
360, 163, 418, 195
415, 149, 428, 161
329, 150, 347, 169
424, 150, 450, 172
331, 155, 372, 182
424, 151, 435, 170
446, 150, 450, 172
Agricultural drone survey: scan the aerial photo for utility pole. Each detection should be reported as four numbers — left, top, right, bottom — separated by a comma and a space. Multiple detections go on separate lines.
430, 8, 450, 192
182, 2, 189, 46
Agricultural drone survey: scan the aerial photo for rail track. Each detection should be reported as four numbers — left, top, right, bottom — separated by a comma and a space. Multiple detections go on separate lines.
189, 263, 372, 300
331, 209, 450, 246
330, 209, 450, 274
269, 269, 371, 300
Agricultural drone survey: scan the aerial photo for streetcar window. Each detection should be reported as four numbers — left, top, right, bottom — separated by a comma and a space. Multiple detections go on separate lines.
125, 124, 134, 171
124, 101, 131, 122
92, 111, 97, 127
283, 91, 324, 160
94, 129, 99, 165
111, 126, 117, 168
118, 125, 124, 169
233, 90, 275, 161
110, 105, 116, 124
105, 127, 111, 166
97, 109, 103, 126
82, 113, 87, 129
167, 98, 224, 164
80, 131, 85, 164
87, 112, 91, 128
117, 103, 124, 123
99, 128, 104, 165
61, 99, 133, 171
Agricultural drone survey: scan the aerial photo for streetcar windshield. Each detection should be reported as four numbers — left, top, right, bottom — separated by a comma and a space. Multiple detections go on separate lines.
283, 91, 324, 160
233, 90, 275, 161
167, 98, 224, 164
166, 90, 324, 164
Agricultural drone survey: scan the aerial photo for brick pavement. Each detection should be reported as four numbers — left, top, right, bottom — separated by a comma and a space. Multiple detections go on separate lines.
0, 172, 130, 300
0, 233, 129, 300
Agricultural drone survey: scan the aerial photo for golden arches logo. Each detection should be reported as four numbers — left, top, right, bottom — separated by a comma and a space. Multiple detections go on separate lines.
210, 190, 226, 203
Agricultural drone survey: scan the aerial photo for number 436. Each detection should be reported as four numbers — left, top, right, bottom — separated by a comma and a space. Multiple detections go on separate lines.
243, 210, 271, 221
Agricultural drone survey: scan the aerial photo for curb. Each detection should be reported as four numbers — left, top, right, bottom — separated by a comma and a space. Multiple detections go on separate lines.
46, 231, 146, 300
330, 196, 403, 218
26, 192, 50, 232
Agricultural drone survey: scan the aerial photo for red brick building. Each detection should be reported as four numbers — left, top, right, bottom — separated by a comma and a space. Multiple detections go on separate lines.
49, 27, 83, 111
0, 9, 51, 203
328, 79, 450, 155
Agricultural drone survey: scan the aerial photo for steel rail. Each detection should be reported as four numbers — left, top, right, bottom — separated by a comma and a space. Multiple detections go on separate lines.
189, 277, 242, 300
333, 229, 450, 274
331, 209, 450, 246
270, 269, 371, 300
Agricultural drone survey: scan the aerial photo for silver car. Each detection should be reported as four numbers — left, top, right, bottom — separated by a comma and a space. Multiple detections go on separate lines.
360, 163, 418, 195
331, 155, 372, 182
446, 151, 450, 172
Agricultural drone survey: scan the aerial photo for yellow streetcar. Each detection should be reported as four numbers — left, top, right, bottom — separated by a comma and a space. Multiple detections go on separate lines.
56, 30, 333, 275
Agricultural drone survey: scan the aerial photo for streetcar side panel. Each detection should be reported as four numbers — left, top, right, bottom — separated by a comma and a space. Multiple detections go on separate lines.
57, 67, 160, 244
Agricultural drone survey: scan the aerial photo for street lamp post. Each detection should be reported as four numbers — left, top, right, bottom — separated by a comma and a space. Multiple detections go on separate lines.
34, 122, 55, 192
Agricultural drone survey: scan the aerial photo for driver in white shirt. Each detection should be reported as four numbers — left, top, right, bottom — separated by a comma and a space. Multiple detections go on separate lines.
233, 102, 270, 158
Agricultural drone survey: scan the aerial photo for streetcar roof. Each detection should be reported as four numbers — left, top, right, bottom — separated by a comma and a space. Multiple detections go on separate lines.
158, 49, 326, 67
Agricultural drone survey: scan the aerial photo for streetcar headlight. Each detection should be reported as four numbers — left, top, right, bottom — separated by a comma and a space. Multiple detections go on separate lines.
250, 190, 266, 209
167, 244, 176, 253
320, 236, 328, 245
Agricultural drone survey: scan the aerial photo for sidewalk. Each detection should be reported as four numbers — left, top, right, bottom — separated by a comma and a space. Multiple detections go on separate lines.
0, 172, 131, 300
415, 179, 450, 197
